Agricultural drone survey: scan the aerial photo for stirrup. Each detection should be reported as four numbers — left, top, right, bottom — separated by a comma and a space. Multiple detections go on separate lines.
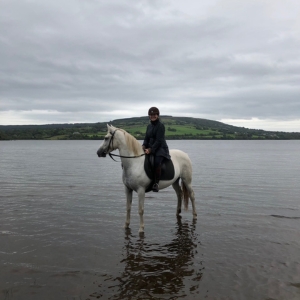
152, 183, 159, 192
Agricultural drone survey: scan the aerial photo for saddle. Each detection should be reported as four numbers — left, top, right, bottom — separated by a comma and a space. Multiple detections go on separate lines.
144, 155, 175, 193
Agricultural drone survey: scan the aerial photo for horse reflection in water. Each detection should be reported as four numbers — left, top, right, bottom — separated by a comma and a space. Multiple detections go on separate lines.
90, 219, 204, 299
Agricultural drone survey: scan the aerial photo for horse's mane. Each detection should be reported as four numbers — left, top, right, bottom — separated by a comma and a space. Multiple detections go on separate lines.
118, 128, 142, 156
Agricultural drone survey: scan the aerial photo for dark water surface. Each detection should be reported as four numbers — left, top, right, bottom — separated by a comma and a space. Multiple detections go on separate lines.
0, 140, 300, 300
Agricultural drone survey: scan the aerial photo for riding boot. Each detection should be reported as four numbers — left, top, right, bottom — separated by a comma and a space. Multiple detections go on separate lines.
152, 166, 161, 192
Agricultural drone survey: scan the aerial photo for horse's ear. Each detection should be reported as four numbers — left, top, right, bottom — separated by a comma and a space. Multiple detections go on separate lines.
107, 124, 115, 133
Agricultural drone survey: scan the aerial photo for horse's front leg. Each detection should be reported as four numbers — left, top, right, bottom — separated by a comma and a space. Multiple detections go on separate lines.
124, 186, 133, 229
137, 188, 146, 233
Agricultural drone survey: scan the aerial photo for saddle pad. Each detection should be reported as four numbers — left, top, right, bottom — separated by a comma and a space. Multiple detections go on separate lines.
144, 155, 175, 192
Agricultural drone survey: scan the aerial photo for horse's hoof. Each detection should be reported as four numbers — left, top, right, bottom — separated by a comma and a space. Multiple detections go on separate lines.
193, 214, 198, 219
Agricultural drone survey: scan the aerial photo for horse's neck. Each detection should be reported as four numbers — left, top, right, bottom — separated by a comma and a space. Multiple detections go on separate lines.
118, 142, 134, 157
117, 139, 143, 168
116, 133, 142, 156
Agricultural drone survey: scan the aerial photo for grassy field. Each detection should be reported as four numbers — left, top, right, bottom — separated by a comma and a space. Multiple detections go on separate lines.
119, 124, 225, 139
44, 123, 258, 140
3, 115, 298, 140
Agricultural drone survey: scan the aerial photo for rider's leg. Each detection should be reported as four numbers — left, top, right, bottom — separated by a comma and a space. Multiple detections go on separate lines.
153, 156, 164, 192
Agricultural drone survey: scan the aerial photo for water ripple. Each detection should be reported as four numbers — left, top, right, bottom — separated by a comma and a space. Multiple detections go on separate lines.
270, 214, 300, 219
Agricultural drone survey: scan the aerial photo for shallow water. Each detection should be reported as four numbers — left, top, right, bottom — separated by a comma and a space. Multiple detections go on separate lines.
0, 140, 300, 300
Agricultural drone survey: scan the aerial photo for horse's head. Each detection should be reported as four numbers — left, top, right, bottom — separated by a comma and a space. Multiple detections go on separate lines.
97, 124, 118, 158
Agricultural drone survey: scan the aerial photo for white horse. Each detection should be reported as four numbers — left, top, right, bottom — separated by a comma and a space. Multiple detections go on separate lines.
96, 124, 197, 233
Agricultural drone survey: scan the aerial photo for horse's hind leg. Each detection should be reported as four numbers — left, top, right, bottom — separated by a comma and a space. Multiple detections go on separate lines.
172, 178, 182, 218
181, 178, 197, 219
125, 186, 133, 229
188, 185, 197, 219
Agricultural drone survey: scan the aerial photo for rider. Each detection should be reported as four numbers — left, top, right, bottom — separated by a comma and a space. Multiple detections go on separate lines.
142, 107, 170, 192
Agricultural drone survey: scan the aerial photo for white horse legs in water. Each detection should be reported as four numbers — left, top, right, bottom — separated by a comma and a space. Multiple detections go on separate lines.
97, 125, 197, 233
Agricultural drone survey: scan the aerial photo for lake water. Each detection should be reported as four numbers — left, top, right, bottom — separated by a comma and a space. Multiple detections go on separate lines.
0, 140, 300, 300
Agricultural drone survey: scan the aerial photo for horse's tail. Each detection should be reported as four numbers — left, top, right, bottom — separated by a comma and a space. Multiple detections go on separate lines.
181, 180, 189, 210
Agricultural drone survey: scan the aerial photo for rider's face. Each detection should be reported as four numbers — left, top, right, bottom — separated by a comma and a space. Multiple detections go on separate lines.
149, 114, 158, 121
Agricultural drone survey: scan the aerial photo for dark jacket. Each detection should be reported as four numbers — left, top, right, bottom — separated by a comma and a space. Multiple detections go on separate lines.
143, 119, 170, 159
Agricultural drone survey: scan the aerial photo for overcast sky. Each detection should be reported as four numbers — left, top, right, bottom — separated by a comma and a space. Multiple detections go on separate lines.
0, 0, 299, 131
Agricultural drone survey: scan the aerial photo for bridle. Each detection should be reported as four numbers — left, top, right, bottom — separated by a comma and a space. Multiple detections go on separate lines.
105, 129, 146, 162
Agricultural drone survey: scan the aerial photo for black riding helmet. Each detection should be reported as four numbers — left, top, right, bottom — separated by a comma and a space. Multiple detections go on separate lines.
148, 107, 160, 116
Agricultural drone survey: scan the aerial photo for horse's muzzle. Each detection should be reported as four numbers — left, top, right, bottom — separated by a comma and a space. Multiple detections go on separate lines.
97, 150, 107, 157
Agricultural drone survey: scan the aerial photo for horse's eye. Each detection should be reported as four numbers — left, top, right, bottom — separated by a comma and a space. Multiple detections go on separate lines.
104, 137, 109, 141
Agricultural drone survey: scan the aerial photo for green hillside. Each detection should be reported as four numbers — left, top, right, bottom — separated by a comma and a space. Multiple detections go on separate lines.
1, 116, 299, 140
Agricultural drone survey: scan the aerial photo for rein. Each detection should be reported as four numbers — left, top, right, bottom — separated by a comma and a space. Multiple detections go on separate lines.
108, 152, 146, 161
107, 129, 146, 162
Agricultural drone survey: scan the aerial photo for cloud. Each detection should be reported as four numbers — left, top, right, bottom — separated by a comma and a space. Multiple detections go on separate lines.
0, 0, 299, 131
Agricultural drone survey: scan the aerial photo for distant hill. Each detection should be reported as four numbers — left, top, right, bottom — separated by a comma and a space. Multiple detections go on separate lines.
1, 116, 299, 140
